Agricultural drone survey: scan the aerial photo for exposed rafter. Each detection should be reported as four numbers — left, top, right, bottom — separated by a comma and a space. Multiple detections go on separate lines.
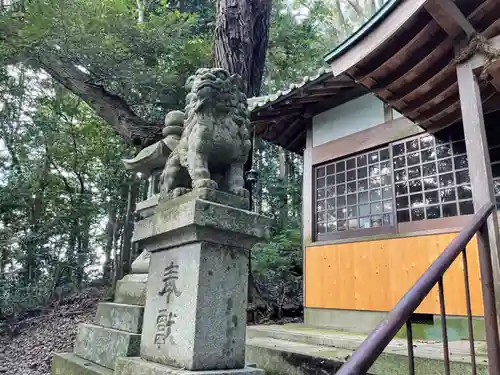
425, 0, 476, 38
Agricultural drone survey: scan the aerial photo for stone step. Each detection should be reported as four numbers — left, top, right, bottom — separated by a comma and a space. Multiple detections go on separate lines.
95, 302, 144, 333
115, 357, 265, 375
114, 274, 147, 306
51, 353, 113, 375
73, 323, 141, 369
247, 325, 368, 351
246, 336, 350, 375
246, 327, 489, 375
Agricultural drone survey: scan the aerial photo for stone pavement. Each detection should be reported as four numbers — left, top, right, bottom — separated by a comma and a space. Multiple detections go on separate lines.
246, 324, 488, 375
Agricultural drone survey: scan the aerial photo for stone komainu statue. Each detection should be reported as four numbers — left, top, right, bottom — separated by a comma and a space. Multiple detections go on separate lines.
160, 68, 251, 198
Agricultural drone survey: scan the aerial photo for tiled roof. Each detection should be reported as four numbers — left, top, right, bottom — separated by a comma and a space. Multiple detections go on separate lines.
248, 66, 332, 111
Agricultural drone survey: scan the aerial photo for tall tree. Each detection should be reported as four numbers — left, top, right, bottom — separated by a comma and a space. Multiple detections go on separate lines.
0, 0, 271, 146
212, 0, 272, 97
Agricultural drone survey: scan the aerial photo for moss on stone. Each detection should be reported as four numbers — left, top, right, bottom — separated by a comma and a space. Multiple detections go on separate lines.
51, 353, 113, 375
370, 352, 488, 375
278, 324, 365, 338
395, 317, 486, 342
114, 280, 146, 306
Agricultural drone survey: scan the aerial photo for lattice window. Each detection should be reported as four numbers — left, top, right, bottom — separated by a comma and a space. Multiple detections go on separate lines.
392, 133, 473, 223
315, 147, 394, 235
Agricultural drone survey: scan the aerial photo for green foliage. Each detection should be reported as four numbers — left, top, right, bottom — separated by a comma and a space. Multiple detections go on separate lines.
0, 67, 133, 295
0, 276, 55, 318
252, 226, 303, 309
1, 0, 213, 123
263, 0, 389, 93
263, 0, 328, 93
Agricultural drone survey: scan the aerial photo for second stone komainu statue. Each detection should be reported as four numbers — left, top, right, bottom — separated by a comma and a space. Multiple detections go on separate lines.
160, 68, 252, 199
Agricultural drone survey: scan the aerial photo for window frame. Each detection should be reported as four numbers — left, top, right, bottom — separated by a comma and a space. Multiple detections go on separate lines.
391, 133, 473, 224
312, 131, 475, 243
314, 145, 398, 242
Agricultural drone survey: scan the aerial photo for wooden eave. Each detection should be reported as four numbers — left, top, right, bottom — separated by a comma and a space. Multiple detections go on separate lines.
249, 70, 365, 154
326, 0, 500, 134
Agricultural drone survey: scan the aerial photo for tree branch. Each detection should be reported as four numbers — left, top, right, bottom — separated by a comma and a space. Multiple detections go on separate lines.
33, 53, 163, 146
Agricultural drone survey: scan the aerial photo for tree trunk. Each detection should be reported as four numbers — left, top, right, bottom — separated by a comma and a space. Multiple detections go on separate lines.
212, 0, 271, 236
103, 204, 117, 283
288, 153, 301, 218
279, 148, 288, 228
111, 211, 122, 292
136, 0, 145, 23
0, 244, 6, 278
67, 217, 78, 283
111, 184, 128, 290
212, 0, 272, 97
76, 205, 91, 287
121, 178, 139, 278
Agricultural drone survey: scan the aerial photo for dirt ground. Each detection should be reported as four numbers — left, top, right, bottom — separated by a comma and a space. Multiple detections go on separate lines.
0, 288, 302, 375
0, 289, 103, 375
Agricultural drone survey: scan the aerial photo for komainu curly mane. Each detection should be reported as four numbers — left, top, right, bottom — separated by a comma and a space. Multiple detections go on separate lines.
160, 68, 251, 199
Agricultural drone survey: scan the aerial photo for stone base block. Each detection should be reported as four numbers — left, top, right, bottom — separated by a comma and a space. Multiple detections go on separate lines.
115, 273, 147, 306
51, 353, 113, 375
141, 241, 248, 370
115, 357, 265, 375
96, 302, 144, 333
158, 188, 249, 210
74, 323, 141, 369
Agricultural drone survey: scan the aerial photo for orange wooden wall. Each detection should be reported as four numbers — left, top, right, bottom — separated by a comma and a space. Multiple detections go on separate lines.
305, 233, 484, 316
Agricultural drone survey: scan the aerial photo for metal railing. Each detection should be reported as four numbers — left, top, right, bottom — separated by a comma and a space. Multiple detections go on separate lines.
336, 202, 500, 375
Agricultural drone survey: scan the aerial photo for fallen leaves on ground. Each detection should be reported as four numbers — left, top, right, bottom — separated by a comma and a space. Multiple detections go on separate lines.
0, 288, 105, 375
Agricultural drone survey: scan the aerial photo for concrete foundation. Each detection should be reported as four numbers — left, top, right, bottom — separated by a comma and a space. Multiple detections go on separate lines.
304, 307, 386, 334
304, 307, 487, 341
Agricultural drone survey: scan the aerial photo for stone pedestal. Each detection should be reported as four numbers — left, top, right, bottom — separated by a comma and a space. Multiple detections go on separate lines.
116, 191, 268, 375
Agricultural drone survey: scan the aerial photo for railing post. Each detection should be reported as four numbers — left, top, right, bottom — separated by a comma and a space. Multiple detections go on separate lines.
477, 222, 500, 374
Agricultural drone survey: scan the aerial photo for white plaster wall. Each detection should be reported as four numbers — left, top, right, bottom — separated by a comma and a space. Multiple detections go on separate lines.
312, 94, 387, 147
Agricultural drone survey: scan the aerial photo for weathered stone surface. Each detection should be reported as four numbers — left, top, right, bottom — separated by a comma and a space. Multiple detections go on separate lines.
134, 195, 269, 372
246, 338, 347, 375
73, 323, 141, 369
246, 324, 488, 375
160, 68, 251, 202
133, 196, 270, 250
140, 240, 248, 370
115, 273, 147, 306
96, 302, 144, 333
115, 357, 265, 375
131, 250, 151, 274
136, 195, 159, 219
51, 353, 113, 375
159, 188, 249, 210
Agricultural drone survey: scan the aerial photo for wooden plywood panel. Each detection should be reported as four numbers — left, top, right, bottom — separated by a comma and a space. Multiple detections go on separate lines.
305, 233, 483, 316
